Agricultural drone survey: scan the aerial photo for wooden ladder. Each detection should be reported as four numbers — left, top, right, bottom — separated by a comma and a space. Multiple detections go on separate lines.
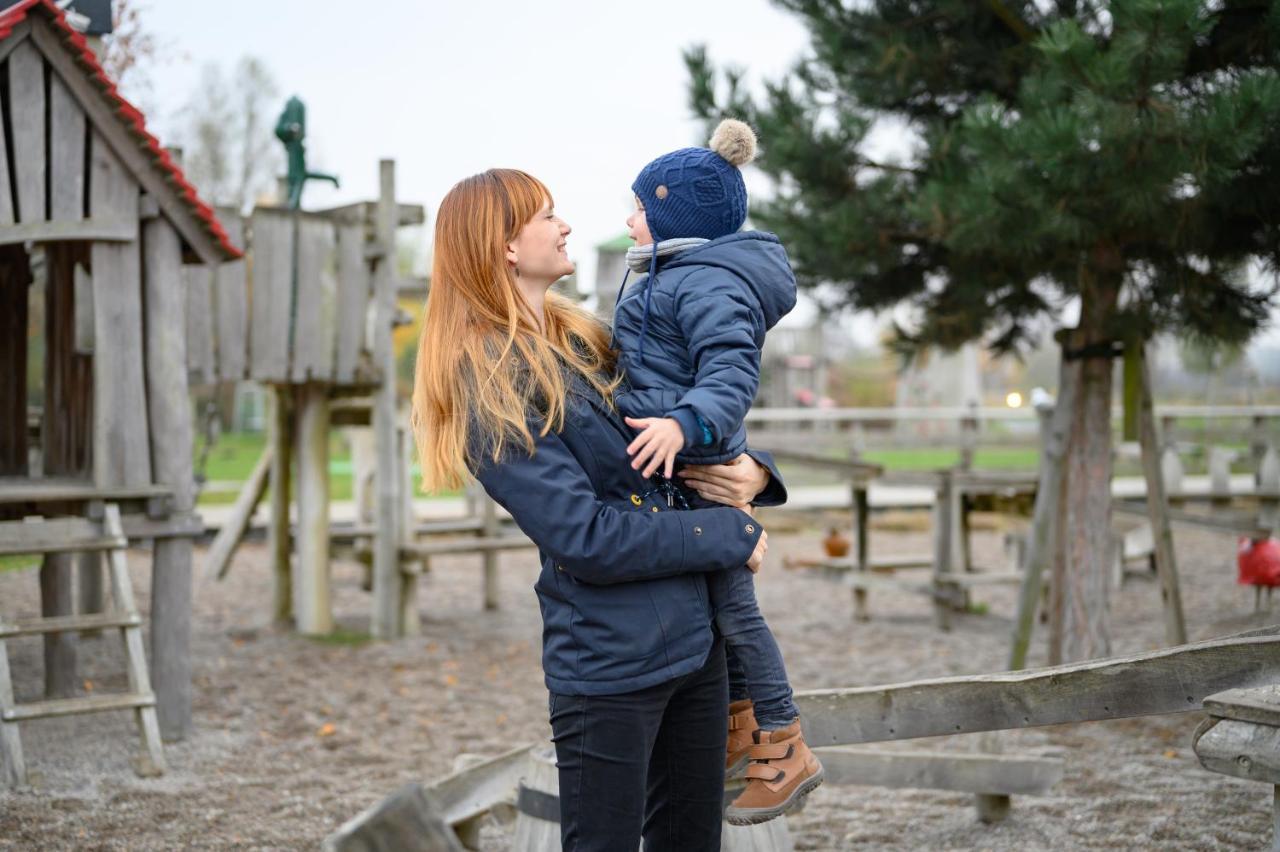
0, 503, 166, 788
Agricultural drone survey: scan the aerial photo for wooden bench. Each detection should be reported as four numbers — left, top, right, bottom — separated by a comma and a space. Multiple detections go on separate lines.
0, 504, 165, 788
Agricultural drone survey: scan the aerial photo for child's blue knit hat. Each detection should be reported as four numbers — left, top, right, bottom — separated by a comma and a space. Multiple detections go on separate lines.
631, 119, 757, 242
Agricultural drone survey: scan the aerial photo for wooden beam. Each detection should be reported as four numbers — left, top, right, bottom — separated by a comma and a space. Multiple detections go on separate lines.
796, 631, 1280, 747
208, 447, 271, 581
143, 217, 197, 741
0, 478, 168, 505
9, 39, 46, 223
1113, 501, 1271, 537
0, 517, 125, 556
0, 20, 32, 65
30, 21, 226, 264
322, 784, 466, 852
333, 221, 370, 385
400, 535, 535, 559
213, 211, 248, 381
1194, 718, 1280, 785
370, 160, 401, 640
314, 200, 426, 227
294, 382, 332, 635
0, 217, 137, 245
48, 71, 86, 221
1203, 685, 1280, 728
813, 746, 1063, 796
183, 263, 217, 386
1136, 342, 1187, 646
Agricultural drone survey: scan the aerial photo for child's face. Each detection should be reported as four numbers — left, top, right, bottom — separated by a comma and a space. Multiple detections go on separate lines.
626, 197, 653, 246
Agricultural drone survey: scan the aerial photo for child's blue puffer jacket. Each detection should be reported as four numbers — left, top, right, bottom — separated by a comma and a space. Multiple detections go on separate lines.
612, 231, 797, 464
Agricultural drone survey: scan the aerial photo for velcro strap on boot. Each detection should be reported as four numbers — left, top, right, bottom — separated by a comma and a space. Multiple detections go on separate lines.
745, 763, 785, 782
749, 742, 793, 761
728, 716, 742, 731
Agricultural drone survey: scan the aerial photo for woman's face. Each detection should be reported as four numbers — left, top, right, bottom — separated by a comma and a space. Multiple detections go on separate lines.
508, 201, 574, 284
626, 197, 653, 246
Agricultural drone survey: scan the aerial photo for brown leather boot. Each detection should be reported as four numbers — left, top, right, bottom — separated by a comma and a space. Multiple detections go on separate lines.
725, 719, 824, 825
726, 699, 758, 779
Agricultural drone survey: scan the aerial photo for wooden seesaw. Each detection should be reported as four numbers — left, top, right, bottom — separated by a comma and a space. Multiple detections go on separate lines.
322, 625, 1280, 851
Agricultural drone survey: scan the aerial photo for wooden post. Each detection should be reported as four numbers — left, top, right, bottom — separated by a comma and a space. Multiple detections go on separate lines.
294, 382, 332, 635
932, 471, 955, 631
1009, 371, 1076, 670
0, 239, 30, 477
268, 386, 294, 626
482, 497, 499, 611
39, 555, 77, 698
143, 218, 197, 740
1258, 443, 1279, 535
851, 483, 870, 622
398, 412, 421, 636
371, 160, 402, 640
959, 403, 978, 470
1136, 343, 1187, 647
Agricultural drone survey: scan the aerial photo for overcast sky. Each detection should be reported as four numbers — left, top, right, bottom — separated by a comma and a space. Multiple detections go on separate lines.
128, 1, 1277, 351
133, 0, 819, 309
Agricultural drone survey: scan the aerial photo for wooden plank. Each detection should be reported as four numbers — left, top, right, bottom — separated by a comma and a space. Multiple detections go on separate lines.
209, 447, 272, 581
314, 200, 426, 226
1204, 686, 1280, 728
103, 505, 166, 772
371, 161, 401, 640
0, 634, 26, 788
143, 218, 197, 742
813, 746, 1063, 796
248, 209, 294, 382
0, 612, 140, 639
183, 263, 217, 386
30, 21, 225, 264
423, 743, 533, 827
0, 517, 125, 556
294, 383, 332, 635
291, 217, 338, 381
213, 211, 248, 381
482, 497, 499, 610
73, 259, 93, 353
1194, 718, 1280, 785
1, 691, 154, 722
1112, 501, 1270, 537
400, 536, 535, 559
322, 783, 467, 852
0, 478, 169, 505
48, 72, 86, 221
9, 39, 46, 223
89, 130, 150, 489
796, 632, 1280, 747
333, 221, 370, 384
1136, 342, 1187, 646
39, 553, 78, 698
0, 31, 24, 226
117, 513, 204, 541
268, 387, 293, 625
332, 518, 487, 540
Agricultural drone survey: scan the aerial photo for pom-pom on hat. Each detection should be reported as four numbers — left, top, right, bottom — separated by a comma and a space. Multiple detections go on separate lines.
632, 119, 757, 242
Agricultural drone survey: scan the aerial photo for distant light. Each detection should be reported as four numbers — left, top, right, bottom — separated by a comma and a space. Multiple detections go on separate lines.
1006, 392, 1024, 408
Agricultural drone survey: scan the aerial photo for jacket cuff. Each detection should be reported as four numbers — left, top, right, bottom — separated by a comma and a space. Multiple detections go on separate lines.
667, 407, 705, 451
744, 449, 788, 507
675, 505, 762, 571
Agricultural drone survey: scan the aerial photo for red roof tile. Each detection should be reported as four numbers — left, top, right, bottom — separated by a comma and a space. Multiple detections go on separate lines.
0, 0, 242, 259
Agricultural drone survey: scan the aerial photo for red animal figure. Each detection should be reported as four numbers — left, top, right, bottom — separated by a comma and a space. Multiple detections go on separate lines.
1238, 537, 1280, 610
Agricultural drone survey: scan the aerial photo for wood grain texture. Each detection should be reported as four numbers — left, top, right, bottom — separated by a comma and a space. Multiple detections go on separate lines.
8, 40, 45, 223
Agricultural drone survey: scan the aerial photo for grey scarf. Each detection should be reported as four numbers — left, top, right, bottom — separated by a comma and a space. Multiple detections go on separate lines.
624, 238, 709, 274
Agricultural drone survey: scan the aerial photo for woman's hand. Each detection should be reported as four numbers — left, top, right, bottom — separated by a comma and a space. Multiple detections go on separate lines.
746, 529, 768, 574
677, 453, 770, 508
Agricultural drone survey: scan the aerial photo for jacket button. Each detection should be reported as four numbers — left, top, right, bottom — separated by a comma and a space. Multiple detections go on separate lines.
693, 526, 703, 536
556, 565, 564, 572
651, 506, 659, 513
745, 524, 755, 534
630, 494, 642, 506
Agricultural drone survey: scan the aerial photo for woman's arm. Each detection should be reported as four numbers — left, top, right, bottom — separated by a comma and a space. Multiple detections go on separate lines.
473, 428, 762, 586
678, 450, 788, 508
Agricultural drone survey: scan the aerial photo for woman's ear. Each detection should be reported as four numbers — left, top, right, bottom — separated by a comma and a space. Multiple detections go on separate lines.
505, 243, 519, 267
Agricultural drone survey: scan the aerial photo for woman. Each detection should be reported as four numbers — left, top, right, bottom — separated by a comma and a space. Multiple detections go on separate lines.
411, 169, 786, 851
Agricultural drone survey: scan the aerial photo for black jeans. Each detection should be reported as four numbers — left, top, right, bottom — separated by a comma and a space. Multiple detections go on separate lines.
549, 638, 729, 852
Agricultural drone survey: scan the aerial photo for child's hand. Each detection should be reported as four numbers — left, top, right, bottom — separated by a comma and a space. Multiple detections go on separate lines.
624, 417, 685, 479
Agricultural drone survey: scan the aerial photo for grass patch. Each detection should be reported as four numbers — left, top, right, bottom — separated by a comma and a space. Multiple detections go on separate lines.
306, 627, 373, 647
861, 448, 1040, 471
0, 554, 38, 574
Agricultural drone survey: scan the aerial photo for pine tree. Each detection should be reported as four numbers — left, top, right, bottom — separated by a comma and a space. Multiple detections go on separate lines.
690, 1, 1280, 660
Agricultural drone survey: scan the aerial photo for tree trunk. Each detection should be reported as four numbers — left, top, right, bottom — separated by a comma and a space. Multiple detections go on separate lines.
1050, 266, 1120, 664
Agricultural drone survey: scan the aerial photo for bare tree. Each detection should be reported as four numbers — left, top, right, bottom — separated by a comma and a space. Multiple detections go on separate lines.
177, 57, 283, 213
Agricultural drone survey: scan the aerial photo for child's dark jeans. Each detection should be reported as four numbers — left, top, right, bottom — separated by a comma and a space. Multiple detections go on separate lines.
708, 564, 799, 730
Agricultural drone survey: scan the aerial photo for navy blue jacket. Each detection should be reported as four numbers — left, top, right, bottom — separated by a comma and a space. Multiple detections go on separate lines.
612, 232, 797, 464
471, 374, 787, 696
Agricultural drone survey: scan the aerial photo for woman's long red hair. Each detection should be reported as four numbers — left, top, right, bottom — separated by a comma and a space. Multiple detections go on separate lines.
412, 169, 618, 491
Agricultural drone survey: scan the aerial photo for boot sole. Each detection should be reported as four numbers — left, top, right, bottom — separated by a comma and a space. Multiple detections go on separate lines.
724, 767, 825, 826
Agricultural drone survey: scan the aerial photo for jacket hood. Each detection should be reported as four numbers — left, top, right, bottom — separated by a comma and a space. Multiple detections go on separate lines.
662, 231, 797, 331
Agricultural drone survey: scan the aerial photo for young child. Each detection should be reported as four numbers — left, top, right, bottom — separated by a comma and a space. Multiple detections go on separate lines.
612, 119, 823, 825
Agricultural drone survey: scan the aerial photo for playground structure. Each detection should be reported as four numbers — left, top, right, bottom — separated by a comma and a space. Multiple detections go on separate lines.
0, 0, 241, 788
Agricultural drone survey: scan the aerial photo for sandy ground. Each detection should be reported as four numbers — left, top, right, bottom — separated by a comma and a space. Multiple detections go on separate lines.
0, 510, 1274, 851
